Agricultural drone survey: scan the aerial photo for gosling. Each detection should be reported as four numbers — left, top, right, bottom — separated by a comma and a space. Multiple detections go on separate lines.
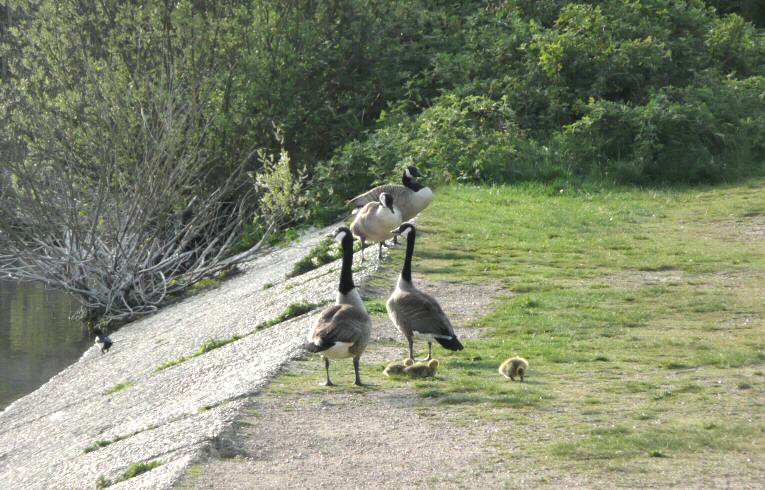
383, 358, 415, 377
404, 359, 439, 378
498, 357, 528, 382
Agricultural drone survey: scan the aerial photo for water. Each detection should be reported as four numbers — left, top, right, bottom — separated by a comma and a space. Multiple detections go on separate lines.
0, 280, 91, 411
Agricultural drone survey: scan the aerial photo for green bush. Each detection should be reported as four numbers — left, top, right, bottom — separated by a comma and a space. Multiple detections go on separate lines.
559, 76, 765, 183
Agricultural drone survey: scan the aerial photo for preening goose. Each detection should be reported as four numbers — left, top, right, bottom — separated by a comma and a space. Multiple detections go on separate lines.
350, 192, 402, 263
347, 166, 433, 222
93, 327, 113, 354
386, 223, 464, 361
304, 227, 371, 386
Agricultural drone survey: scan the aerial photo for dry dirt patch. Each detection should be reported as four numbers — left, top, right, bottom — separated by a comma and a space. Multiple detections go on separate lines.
177, 275, 512, 489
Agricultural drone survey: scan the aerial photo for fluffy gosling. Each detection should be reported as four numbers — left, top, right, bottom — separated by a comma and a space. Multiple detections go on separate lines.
383, 358, 415, 377
404, 359, 439, 378
498, 357, 528, 382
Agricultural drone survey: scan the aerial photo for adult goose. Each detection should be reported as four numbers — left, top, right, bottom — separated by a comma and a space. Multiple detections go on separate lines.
350, 192, 402, 263
386, 223, 463, 361
347, 166, 433, 222
304, 226, 371, 386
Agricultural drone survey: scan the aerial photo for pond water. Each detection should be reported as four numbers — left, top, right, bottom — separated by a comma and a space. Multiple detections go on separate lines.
0, 280, 90, 411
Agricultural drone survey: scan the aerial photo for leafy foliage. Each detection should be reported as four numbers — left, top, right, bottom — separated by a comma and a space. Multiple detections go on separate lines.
288, 238, 342, 278
2, 1, 765, 320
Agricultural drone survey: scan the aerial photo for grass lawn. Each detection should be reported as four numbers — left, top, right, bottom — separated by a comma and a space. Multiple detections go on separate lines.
281, 179, 765, 485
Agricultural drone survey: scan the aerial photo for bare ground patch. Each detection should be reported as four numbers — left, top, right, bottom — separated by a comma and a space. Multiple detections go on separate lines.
177, 273, 513, 489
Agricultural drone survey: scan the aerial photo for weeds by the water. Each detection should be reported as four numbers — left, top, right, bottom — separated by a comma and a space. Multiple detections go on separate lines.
83, 427, 150, 454
84, 440, 113, 453
96, 460, 162, 488
288, 238, 340, 277
104, 381, 134, 395
155, 335, 242, 372
254, 301, 327, 331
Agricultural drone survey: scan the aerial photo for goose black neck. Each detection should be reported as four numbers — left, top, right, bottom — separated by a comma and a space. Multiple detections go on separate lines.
402, 172, 424, 192
401, 227, 416, 283
338, 234, 355, 295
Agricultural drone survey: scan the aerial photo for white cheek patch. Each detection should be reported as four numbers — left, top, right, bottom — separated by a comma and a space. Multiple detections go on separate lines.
405, 168, 412, 179
400, 227, 412, 237
334, 231, 347, 243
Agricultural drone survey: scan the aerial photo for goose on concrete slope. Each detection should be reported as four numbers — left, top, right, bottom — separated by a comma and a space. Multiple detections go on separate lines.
386, 223, 463, 361
350, 192, 402, 263
93, 327, 113, 354
304, 227, 371, 386
347, 166, 433, 222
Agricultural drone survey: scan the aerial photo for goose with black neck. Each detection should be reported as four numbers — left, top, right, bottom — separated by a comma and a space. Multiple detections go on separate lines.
304, 227, 371, 386
386, 223, 464, 362
347, 166, 433, 222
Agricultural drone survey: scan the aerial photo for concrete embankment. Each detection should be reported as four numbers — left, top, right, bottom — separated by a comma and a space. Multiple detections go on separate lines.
0, 225, 379, 489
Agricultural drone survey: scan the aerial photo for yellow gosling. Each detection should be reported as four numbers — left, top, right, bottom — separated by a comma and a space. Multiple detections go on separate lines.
498, 357, 528, 382
383, 358, 414, 377
404, 359, 439, 378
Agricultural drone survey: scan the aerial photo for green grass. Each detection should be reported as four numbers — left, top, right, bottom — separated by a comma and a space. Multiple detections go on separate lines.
364, 299, 388, 316
155, 335, 242, 372
245, 179, 765, 486
254, 301, 327, 331
84, 440, 114, 453
287, 237, 341, 277
96, 461, 163, 488
83, 427, 150, 454
378, 180, 765, 482
104, 381, 135, 395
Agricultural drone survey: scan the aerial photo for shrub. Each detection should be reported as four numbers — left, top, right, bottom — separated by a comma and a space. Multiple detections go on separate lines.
559, 76, 765, 183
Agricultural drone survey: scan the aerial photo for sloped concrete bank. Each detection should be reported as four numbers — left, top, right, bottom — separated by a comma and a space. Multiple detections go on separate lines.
0, 224, 381, 489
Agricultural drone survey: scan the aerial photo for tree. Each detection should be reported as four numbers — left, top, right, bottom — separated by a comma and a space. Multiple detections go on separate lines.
0, 76, 273, 324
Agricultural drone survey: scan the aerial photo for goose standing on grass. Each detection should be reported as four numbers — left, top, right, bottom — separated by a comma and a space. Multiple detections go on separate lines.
350, 192, 402, 263
93, 327, 113, 354
304, 227, 371, 386
347, 166, 433, 222
386, 223, 463, 361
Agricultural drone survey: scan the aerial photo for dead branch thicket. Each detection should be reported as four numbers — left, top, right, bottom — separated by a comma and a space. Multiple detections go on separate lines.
0, 83, 279, 325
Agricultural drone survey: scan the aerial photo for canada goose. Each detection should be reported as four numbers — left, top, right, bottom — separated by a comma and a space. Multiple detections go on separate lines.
93, 327, 113, 354
383, 358, 415, 377
499, 357, 528, 382
404, 359, 439, 378
386, 223, 464, 361
347, 166, 433, 222
304, 226, 371, 386
350, 192, 402, 263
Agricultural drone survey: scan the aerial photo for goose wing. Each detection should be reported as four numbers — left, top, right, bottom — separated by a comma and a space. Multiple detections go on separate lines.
311, 304, 371, 346
347, 184, 411, 208
393, 289, 455, 337
350, 201, 379, 237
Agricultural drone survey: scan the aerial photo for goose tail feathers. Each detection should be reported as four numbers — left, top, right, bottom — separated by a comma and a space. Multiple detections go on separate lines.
302, 340, 334, 353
